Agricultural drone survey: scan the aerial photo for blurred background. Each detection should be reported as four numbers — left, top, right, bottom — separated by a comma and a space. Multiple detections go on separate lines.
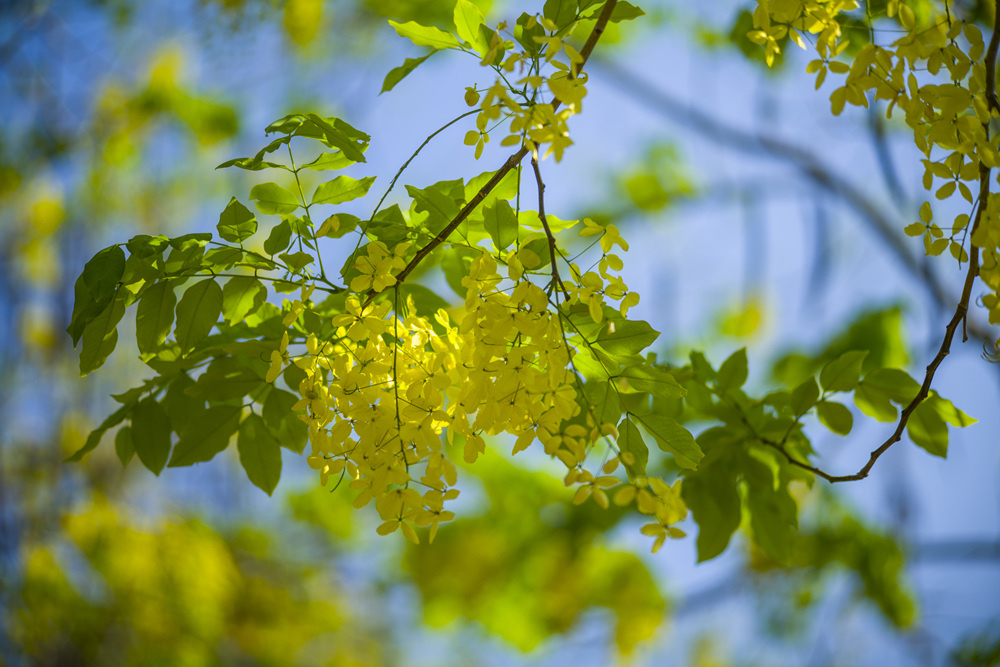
1, 0, 999, 665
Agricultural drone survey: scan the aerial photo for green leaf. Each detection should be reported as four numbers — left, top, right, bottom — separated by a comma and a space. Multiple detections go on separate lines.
249, 182, 300, 215
299, 151, 354, 171
616, 417, 648, 478
862, 368, 920, 403
279, 251, 314, 274
816, 400, 853, 436
263, 389, 308, 453
543, 0, 577, 26
204, 246, 244, 271
744, 459, 797, 564
311, 175, 376, 205
609, 0, 645, 21
454, 0, 488, 54
114, 426, 134, 466
79, 295, 125, 376
217, 197, 257, 243
615, 365, 685, 398
483, 199, 518, 250
595, 319, 659, 356
907, 401, 949, 457
175, 279, 223, 353
682, 458, 741, 562
820, 350, 868, 392
135, 281, 176, 358
131, 397, 172, 475
185, 357, 265, 402
514, 12, 546, 56
168, 404, 243, 467
716, 347, 748, 391
222, 277, 266, 325
632, 413, 703, 469
407, 181, 462, 234
389, 19, 462, 50
927, 394, 976, 427
302, 114, 369, 164
264, 219, 293, 256
237, 414, 283, 495
790, 376, 820, 415
163, 375, 204, 432
381, 53, 435, 93
67, 244, 126, 346
854, 382, 897, 422
66, 403, 131, 462
584, 380, 621, 427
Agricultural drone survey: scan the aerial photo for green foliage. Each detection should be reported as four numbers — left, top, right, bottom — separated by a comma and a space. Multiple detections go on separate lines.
58, 0, 992, 658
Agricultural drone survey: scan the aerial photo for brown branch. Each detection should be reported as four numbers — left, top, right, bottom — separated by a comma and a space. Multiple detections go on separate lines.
764, 0, 1000, 483
363, 0, 619, 305
531, 156, 570, 299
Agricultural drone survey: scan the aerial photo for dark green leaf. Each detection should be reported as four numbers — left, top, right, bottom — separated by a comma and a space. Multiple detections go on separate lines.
175, 279, 223, 353
67, 244, 126, 346
115, 426, 135, 466
163, 375, 204, 432
136, 281, 176, 358
263, 389, 308, 453
632, 413, 702, 469
168, 233, 212, 250
126, 234, 169, 259
66, 403, 131, 462
819, 350, 868, 392
381, 53, 434, 93
616, 417, 648, 478
222, 277, 266, 325
790, 376, 820, 415
132, 397, 172, 475
483, 199, 518, 250
185, 357, 265, 402
514, 12, 546, 56
584, 380, 621, 426
249, 182, 300, 215
816, 400, 853, 436
311, 175, 376, 205
264, 219, 293, 255
716, 347, 748, 391
682, 458, 741, 562
168, 404, 243, 467
217, 197, 257, 243
204, 246, 244, 271
79, 295, 125, 376
744, 459, 797, 564
543, 0, 577, 26
238, 414, 283, 495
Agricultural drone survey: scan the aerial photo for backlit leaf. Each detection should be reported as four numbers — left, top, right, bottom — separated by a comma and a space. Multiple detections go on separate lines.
175, 279, 223, 353
238, 413, 282, 495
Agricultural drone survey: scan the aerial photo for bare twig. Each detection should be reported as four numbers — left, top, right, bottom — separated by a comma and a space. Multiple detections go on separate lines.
531, 156, 570, 300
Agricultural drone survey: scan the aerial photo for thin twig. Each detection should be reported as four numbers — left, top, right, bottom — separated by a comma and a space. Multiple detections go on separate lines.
362, 0, 619, 305
531, 156, 570, 300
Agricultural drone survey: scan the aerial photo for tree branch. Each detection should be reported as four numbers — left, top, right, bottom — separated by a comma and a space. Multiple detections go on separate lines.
364, 0, 619, 305
531, 156, 569, 299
